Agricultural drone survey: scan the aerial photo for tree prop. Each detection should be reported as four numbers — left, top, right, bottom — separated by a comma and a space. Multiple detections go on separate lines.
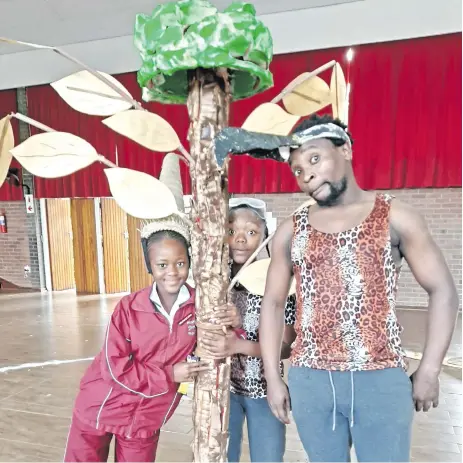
0, 2, 347, 459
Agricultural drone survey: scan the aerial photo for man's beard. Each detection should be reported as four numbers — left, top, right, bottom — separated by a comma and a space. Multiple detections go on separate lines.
313, 176, 348, 207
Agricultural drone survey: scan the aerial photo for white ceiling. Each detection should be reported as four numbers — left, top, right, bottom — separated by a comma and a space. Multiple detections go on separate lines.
0, 0, 361, 55
0, 0, 459, 90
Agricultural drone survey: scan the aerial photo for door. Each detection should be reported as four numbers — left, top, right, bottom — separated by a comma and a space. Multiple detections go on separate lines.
70, 199, 99, 294
101, 198, 130, 294
127, 215, 152, 292
46, 199, 75, 291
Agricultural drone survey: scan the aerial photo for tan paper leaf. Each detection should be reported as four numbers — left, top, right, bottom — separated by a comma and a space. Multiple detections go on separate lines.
102, 110, 180, 152
0, 116, 14, 187
330, 63, 347, 121
283, 75, 332, 116
241, 103, 300, 136
293, 197, 316, 214
10, 132, 99, 178
104, 167, 178, 219
51, 70, 133, 116
237, 258, 296, 297
159, 153, 184, 212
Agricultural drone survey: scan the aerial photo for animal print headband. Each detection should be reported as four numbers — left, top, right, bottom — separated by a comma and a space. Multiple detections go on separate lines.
283, 123, 351, 159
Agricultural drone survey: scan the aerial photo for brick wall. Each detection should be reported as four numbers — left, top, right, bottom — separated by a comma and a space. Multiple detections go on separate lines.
1, 188, 460, 299
0, 201, 37, 287
235, 188, 462, 309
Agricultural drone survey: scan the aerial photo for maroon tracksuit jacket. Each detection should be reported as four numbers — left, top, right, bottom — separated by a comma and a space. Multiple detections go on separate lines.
65, 285, 197, 461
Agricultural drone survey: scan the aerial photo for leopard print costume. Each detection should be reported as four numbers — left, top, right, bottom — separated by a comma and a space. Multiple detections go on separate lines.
290, 194, 406, 371
230, 282, 296, 399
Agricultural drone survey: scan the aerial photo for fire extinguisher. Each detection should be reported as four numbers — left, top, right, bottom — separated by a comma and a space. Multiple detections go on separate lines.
0, 213, 7, 234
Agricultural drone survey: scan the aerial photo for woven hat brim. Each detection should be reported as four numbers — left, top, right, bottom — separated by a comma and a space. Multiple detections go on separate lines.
140, 212, 191, 244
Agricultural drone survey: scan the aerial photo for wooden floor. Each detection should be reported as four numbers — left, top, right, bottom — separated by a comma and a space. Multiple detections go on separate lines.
0, 291, 461, 462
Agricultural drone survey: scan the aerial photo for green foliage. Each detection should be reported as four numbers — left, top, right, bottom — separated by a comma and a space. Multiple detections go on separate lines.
134, 0, 273, 104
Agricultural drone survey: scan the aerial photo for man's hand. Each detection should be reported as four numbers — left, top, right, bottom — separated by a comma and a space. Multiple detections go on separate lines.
411, 367, 440, 412
210, 303, 242, 328
173, 361, 211, 383
267, 377, 291, 424
201, 330, 239, 359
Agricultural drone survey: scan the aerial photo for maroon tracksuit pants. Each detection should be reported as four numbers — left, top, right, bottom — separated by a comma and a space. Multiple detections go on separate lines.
64, 415, 160, 462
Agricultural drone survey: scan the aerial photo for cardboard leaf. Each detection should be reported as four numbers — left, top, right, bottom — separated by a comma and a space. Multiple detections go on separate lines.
159, 153, 184, 212
241, 103, 300, 136
0, 116, 14, 187
102, 110, 180, 152
105, 167, 178, 219
293, 197, 316, 213
283, 75, 332, 116
51, 70, 133, 116
10, 132, 99, 178
237, 258, 296, 297
330, 63, 347, 121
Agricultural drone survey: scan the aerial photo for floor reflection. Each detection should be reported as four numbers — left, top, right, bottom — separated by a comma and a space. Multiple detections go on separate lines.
0, 292, 461, 462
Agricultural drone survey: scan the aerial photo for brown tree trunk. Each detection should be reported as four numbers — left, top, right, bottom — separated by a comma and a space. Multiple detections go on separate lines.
186, 68, 231, 462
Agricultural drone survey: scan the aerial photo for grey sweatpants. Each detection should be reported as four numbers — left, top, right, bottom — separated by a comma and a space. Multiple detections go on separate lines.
288, 367, 414, 462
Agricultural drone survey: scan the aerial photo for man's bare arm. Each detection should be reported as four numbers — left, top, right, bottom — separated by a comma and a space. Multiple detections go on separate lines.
260, 217, 294, 381
392, 200, 459, 374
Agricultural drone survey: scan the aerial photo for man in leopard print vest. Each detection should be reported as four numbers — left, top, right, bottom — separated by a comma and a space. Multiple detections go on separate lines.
259, 114, 458, 462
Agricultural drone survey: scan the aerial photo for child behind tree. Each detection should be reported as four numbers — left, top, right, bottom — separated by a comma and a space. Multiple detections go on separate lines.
201, 198, 296, 462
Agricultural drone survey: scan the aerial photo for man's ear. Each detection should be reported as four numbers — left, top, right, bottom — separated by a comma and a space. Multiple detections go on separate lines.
342, 146, 353, 161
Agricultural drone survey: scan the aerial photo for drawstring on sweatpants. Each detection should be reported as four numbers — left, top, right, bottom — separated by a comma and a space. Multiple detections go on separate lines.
328, 371, 355, 431
350, 371, 355, 427
328, 371, 337, 431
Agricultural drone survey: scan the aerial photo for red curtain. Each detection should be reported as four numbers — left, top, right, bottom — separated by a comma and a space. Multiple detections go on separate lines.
27, 85, 117, 198
24, 33, 462, 198
349, 33, 462, 189
0, 90, 22, 201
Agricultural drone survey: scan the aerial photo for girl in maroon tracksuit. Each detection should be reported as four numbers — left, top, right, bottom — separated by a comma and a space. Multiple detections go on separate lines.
64, 218, 210, 462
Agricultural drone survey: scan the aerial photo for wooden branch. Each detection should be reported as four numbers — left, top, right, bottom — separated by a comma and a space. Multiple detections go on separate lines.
178, 144, 193, 164
97, 155, 117, 168
271, 60, 337, 104
0, 37, 143, 110
54, 48, 144, 111
11, 112, 54, 133
66, 86, 128, 102
171, 151, 189, 166
10, 112, 117, 168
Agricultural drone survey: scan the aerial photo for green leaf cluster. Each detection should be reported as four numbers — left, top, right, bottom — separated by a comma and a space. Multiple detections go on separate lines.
134, 0, 273, 104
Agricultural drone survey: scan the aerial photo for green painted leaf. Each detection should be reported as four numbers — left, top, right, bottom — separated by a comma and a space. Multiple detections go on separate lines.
158, 25, 184, 47
227, 35, 250, 57
178, 0, 217, 25
224, 3, 256, 16
158, 3, 183, 27
134, 0, 274, 104
246, 49, 268, 67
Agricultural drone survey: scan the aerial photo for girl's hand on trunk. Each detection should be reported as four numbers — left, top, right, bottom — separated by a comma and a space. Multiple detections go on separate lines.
173, 361, 211, 383
201, 330, 240, 359
210, 303, 241, 328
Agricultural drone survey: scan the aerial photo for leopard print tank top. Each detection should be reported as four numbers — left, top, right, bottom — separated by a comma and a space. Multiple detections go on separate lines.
290, 194, 406, 371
